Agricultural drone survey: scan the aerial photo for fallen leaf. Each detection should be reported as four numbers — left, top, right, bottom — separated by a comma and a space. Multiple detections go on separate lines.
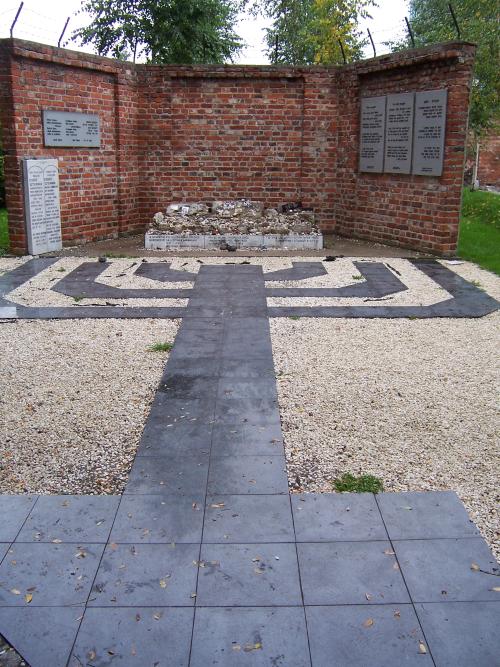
10, 589, 21, 595
394, 609, 401, 619
384, 549, 395, 556
365, 593, 372, 601
88, 650, 96, 660
363, 618, 374, 628
153, 612, 162, 620
135, 613, 141, 622
470, 563, 480, 571
418, 641, 427, 654
24, 593, 33, 604
190, 592, 197, 598
210, 503, 225, 509
52, 539, 62, 544
232, 644, 241, 651
393, 562, 400, 570
491, 587, 500, 592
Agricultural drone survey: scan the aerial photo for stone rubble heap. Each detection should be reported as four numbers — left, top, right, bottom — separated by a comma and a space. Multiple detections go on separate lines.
149, 200, 319, 236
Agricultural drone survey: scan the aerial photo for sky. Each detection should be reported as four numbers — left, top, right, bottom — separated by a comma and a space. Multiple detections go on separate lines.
0, 0, 409, 63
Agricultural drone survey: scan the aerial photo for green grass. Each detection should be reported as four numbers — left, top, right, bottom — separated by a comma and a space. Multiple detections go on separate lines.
0, 208, 8, 254
148, 342, 173, 352
333, 473, 384, 494
458, 189, 500, 275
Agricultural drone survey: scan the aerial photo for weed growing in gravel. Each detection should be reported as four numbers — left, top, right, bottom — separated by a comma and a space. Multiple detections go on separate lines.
351, 275, 363, 280
470, 279, 484, 290
73, 295, 85, 302
288, 316, 301, 320
333, 473, 384, 494
56, 267, 66, 272
148, 342, 173, 352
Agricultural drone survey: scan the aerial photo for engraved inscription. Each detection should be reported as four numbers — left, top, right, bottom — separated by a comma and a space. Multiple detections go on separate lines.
359, 96, 386, 173
383, 93, 415, 174
412, 89, 447, 176
23, 159, 62, 255
43, 111, 100, 148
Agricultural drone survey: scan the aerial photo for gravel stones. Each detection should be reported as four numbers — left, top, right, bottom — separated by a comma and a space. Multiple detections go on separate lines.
271, 299, 500, 559
0, 318, 177, 495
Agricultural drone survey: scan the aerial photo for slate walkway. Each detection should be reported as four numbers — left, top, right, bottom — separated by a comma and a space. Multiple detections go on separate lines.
0, 264, 499, 666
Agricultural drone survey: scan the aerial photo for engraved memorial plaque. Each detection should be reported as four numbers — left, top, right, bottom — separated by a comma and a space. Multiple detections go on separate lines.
384, 93, 415, 174
43, 111, 100, 148
359, 96, 386, 172
23, 159, 62, 255
412, 89, 447, 176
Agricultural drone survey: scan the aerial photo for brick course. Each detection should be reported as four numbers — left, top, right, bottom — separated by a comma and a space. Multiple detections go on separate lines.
478, 131, 500, 187
0, 39, 475, 255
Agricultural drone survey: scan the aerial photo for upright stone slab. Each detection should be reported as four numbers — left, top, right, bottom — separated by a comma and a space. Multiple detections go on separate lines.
412, 89, 447, 176
384, 93, 415, 174
359, 96, 386, 173
22, 159, 62, 255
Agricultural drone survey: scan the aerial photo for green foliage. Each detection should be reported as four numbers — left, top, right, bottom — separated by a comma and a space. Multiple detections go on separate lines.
333, 472, 384, 493
249, 0, 374, 65
458, 188, 500, 275
148, 341, 173, 352
0, 209, 8, 254
0, 119, 4, 209
73, 0, 243, 64
391, 0, 499, 135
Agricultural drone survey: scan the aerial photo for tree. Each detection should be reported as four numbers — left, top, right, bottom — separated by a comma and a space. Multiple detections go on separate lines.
72, 0, 243, 64
396, 0, 499, 135
249, 0, 374, 65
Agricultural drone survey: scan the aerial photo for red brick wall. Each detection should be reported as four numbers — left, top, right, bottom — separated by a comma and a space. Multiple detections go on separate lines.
478, 131, 500, 187
0, 39, 475, 255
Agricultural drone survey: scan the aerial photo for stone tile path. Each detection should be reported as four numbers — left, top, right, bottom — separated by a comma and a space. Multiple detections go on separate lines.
0, 264, 499, 666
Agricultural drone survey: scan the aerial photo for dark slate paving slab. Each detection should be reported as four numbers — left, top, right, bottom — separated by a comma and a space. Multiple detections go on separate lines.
137, 421, 212, 457
292, 493, 388, 542
151, 395, 216, 422
16, 495, 120, 543
394, 537, 499, 602
158, 375, 218, 399
190, 607, 311, 667
415, 601, 500, 667
89, 543, 199, 607
208, 456, 288, 495
217, 378, 278, 401
164, 356, 221, 378
71, 607, 194, 667
125, 456, 209, 495
377, 491, 479, 540
203, 495, 294, 543
264, 260, 327, 282
210, 423, 283, 456
219, 358, 276, 378
0, 496, 38, 542
0, 543, 103, 606
214, 397, 281, 426
196, 543, 302, 606
110, 494, 204, 544
306, 604, 433, 667
266, 262, 407, 298
135, 261, 196, 282
52, 262, 192, 299
297, 541, 410, 605
0, 607, 81, 667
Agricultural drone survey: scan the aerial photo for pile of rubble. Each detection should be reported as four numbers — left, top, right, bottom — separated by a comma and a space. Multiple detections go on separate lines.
149, 200, 318, 236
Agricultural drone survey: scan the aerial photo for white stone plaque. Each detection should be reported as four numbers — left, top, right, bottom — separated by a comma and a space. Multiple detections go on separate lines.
412, 89, 447, 176
23, 159, 62, 255
384, 93, 415, 174
43, 111, 100, 148
145, 232, 323, 250
359, 96, 386, 172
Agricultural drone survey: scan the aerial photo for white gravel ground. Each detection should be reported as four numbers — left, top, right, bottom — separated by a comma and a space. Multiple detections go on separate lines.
271, 269, 499, 558
0, 256, 498, 559
0, 318, 177, 494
